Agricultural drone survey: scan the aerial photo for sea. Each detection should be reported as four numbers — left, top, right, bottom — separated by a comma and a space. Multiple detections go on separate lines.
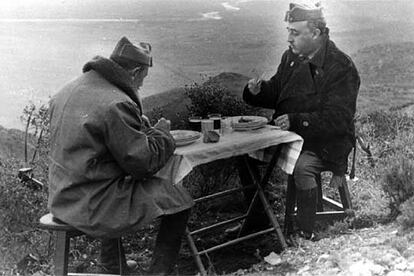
1, 0, 413, 129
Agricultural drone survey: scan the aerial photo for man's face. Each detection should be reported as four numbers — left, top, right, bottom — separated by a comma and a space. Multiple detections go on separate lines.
287, 21, 317, 56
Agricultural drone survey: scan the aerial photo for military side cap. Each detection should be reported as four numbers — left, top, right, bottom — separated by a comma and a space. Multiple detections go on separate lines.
110, 36, 152, 67
285, 2, 324, 22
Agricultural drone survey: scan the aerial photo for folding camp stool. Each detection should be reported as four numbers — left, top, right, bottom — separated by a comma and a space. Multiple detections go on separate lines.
284, 171, 353, 235
38, 213, 124, 276
186, 148, 287, 276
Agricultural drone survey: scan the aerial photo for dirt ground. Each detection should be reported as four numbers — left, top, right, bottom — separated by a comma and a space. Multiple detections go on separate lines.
225, 223, 414, 276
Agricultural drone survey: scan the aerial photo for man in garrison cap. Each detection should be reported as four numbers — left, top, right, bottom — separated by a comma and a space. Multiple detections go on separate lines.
48, 36, 194, 275
239, 3, 360, 241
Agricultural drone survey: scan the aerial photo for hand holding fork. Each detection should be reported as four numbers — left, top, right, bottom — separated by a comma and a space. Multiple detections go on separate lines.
247, 69, 264, 95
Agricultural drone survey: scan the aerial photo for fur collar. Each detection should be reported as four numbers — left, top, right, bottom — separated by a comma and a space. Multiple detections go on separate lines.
83, 56, 142, 112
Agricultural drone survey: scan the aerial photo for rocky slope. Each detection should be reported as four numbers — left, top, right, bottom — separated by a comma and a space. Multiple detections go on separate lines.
233, 223, 414, 276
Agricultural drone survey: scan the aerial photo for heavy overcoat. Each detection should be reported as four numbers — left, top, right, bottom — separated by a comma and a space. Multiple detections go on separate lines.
244, 36, 360, 174
48, 56, 193, 238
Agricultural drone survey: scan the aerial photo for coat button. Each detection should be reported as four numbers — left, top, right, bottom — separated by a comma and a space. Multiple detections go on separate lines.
303, 121, 309, 127
290, 61, 295, 67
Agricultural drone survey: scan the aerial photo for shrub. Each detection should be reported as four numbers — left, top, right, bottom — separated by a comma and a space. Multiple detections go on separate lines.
381, 158, 414, 218
363, 108, 414, 140
397, 196, 414, 231
185, 81, 264, 118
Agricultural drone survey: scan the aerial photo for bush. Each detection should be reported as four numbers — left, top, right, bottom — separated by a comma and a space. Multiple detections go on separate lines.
185, 81, 264, 118
362, 109, 414, 140
397, 196, 414, 231
381, 158, 414, 218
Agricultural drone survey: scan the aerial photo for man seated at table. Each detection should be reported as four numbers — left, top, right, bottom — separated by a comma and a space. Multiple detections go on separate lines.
238, 3, 360, 240
48, 36, 194, 274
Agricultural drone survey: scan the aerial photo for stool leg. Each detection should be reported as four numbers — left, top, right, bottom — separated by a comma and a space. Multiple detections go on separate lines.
54, 231, 70, 276
284, 175, 296, 236
316, 174, 324, 212
117, 237, 126, 275
338, 176, 352, 210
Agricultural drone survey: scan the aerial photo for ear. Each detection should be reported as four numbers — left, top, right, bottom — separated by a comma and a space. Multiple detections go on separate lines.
131, 67, 142, 77
312, 28, 321, 39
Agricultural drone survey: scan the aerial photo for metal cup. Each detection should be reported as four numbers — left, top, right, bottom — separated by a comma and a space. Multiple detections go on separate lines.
188, 116, 202, 132
201, 119, 214, 143
208, 113, 222, 130
220, 117, 231, 135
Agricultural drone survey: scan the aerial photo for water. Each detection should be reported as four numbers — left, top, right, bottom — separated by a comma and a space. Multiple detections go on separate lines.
1, 0, 413, 129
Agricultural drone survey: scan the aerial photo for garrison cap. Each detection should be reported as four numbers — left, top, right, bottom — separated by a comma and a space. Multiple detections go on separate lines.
284, 2, 324, 23
110, 36, 152, 68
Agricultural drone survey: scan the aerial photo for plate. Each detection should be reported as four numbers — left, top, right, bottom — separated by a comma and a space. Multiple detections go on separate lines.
170, 130, 201, 146
175, 139, 200, 147
233, 124, 267, 131
231, 116, 268, 130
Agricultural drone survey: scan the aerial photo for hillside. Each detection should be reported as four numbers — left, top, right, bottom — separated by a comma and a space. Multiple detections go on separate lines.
353, 42, 414, 114
0, 125, 34, 161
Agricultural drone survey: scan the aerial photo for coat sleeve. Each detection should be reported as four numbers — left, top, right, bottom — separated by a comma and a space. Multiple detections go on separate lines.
242, 52, 288, 109
103, 101, 176, 179
288, 62, 360, 140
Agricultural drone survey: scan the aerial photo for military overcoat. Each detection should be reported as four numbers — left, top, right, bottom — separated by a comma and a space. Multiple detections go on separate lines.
244, 36, 360, 174
48, 56, 193, 238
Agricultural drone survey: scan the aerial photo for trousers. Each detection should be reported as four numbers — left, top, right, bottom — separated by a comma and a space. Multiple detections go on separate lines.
293, 150, 325, 190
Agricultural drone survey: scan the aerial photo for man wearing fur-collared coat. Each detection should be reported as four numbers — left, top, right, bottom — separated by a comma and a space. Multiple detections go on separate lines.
240, 3, 360, 240
48, 37, 193, 275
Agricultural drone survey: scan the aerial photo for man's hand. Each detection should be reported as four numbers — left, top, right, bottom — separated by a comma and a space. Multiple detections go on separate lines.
329, 175, 344, 189
247, 78, 262, 95
154, 117, 171, 132
274, 114, 290, 130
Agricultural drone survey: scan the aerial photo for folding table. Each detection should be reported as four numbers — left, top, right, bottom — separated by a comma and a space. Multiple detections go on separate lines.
155, 125, 303, 275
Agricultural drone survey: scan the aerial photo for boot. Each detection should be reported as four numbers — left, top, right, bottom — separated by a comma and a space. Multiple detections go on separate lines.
295, 187, 318, 237
99, 238, 127, 274
148, 209, 190, 276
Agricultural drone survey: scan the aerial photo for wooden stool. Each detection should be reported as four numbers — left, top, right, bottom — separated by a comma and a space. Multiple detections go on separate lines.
284, 173, 353, 235
38, 213, 123, 276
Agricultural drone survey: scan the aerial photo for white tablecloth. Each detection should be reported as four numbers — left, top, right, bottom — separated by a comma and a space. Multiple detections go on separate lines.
155, 125, 303, 185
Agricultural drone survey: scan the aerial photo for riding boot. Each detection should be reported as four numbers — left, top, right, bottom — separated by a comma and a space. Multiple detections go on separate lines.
296, 187, 318, 237
148, 209, 190, 276
99, 238, 127, 274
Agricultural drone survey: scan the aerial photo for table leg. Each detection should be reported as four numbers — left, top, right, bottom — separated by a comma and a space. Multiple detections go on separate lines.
241, 147, 288, 249
185, 228, 207, 276
257, 184, 287, 249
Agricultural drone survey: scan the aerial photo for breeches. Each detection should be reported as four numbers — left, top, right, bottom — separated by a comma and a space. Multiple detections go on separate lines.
293, 150, 325, 190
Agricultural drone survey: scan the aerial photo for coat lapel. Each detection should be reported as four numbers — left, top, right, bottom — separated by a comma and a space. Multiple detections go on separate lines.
278, 60, 317, 103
